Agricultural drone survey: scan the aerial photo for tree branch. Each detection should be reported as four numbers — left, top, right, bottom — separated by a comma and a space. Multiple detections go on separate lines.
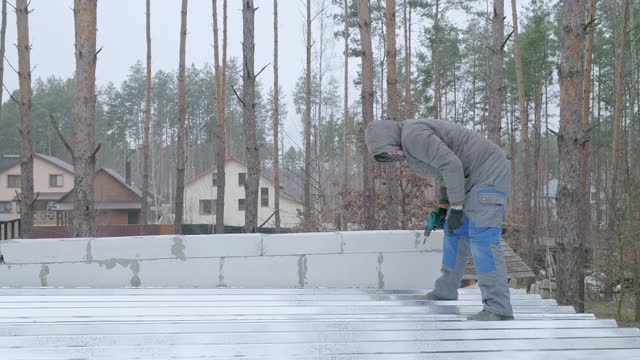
2, 83, 19, 105
48, 115, 74, 155
548, 128, 559, 137
255, 63, 270, 79
585, 122, 602, 133
90, 143, 102, 160
584, 17, 598, 33
4, 54, 19, 75
231, 85, 245, 107
501, 30, 514, 51
30, 192, 40, 207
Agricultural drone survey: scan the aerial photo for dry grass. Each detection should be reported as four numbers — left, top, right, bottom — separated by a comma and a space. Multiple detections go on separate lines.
585, 296, 639, 328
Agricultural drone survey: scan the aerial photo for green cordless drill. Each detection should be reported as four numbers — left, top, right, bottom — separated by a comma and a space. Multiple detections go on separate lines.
424, 207, 448, 243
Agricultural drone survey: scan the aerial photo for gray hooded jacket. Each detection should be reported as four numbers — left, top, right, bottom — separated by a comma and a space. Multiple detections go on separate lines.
365, 119, 506, 206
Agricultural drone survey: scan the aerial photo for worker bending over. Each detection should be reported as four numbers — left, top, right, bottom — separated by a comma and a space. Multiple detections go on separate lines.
365, 119, 513, 321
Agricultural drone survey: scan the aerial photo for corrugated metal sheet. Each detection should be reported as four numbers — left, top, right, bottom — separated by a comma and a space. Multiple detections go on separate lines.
0, 288, 637, 359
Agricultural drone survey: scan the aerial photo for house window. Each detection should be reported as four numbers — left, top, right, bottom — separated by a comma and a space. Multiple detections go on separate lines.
238, 199, 245, 211
0, 201, 11, 213
238, 173, 246, 187
7, 175, 21, 188
199, 199, 216, 215
261, 187, 269, 207
128, 210, 140, 225
49, 174, 64, 188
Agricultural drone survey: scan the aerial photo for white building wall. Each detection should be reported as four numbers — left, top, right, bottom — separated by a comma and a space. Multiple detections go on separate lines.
184, 160, 301, 228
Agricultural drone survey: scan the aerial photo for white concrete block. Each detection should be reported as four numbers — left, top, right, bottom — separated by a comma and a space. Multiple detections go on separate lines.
381, 251, 443, 289
137, 258, 220, 288
89, 236, 176, 261
0, 238, 89, 264
342, 230, 436, 254
305, 253, 380, 288
221, 256, 299, 288
44, 262, 135, 288
425, 230, 445, 251
183, 234, 263, 258
0, 264, 43, 287
263, 232, 342, 256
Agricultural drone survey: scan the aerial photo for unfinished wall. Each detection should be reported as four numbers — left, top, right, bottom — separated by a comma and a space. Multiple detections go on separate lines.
0, 230, 444, 289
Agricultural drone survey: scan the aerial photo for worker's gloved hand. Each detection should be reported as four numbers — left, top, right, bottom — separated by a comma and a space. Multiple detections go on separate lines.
447, 208, 464, 235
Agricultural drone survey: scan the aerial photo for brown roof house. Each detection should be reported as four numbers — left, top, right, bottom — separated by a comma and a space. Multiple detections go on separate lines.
53, 168, 144, 226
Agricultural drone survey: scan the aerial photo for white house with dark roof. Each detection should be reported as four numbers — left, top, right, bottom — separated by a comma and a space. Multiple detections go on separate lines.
184, 158, 302, 228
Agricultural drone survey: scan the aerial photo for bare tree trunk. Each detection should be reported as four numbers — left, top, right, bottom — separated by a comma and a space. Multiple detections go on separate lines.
16, 0, 33, 238
579, 0, 596, 253
142, 0, 152, 225
273, 0, 281, 232
432, 0, 440, 119
385, 0, 399, 229
174, 0, 188, 235
532, 84, 542, 230
544, 78, 550, 227
595, 64, 603, 227
342, 0, 350, 230
213, 0, 227, 234
511, 0, 533, 257
508, 94, 517, 219
73, 0, 98, 238
403, 0, 412, 119
242, 0, 259, 233
303, 0, 313, 230
0, 0, 6, 128
487, 0, 504, 145
357, 0, 376, 230
557, 0, 586, 312
608, 0, 630, 232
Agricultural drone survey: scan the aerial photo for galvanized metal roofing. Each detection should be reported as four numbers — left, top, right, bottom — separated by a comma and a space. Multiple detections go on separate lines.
0, 288, 638, 359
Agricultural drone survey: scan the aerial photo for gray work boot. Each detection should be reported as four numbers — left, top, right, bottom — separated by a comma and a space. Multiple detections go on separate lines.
422, 292, 450, 301
467, 309, 514, 321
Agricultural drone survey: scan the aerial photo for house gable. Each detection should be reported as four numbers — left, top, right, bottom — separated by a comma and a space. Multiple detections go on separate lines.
58, 169, 142, 204
0, 154, 75, 204
184, 159, 302, 227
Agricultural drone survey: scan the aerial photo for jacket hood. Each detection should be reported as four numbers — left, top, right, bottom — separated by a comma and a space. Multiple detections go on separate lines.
364, 120, 403, 157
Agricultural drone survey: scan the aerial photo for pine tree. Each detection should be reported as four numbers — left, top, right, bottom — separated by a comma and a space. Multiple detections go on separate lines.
304, 0, 313, 230
511, 0, 533, 256
174, 0, 188, 235
557, 0, 586, 312
142, 0, 152, 225
357, 0, 376, 230
242, 0, 259, 233
0, 0, 6, 131
487, 0, 504, 145
16, 0, 34, 238
273, 0, 281, 232
72, 0, 99, 237
213, 0, 228, 234
385, 0, 399, 229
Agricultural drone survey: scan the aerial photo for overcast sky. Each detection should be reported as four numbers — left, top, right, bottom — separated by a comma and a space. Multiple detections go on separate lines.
2, 0, 523, 148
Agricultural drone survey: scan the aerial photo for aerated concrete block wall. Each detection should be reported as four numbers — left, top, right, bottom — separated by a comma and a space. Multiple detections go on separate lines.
0, 230, 444, 289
